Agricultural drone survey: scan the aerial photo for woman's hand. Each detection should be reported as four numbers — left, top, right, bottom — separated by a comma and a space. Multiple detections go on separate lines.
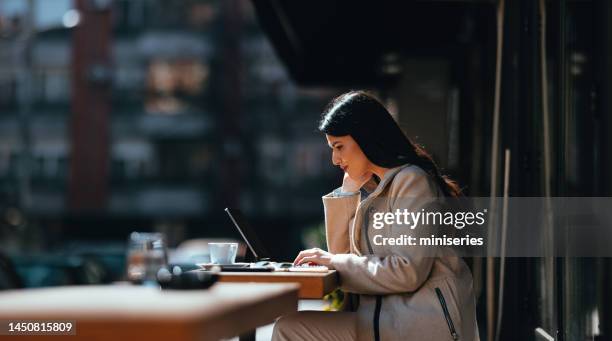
342, 171, 371, 193
293, 248, 335, 268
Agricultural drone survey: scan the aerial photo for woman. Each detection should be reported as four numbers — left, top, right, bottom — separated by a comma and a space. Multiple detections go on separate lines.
272, 91, 480, 341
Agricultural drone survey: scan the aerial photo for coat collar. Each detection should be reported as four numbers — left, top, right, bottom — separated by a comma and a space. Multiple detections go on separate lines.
367, 163, 413, 199
351, 163, 412, 255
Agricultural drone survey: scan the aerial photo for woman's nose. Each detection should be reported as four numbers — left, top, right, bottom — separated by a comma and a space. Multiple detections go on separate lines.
331, 152, 341, 166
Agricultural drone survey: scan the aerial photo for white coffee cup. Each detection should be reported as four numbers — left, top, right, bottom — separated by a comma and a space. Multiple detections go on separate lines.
208, 242, 238, 264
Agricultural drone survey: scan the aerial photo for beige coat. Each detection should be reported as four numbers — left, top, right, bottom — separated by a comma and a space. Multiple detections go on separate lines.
324, 164, 480, 341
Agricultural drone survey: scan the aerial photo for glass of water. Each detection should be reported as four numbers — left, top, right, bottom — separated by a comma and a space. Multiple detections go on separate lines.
126, 232, 168, 286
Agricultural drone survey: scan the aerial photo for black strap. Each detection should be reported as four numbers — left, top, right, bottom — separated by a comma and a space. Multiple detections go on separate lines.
364, 207, 382, 341
373, 295, 382, 341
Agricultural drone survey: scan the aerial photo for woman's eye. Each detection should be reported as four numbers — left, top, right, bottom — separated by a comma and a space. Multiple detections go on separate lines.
335, 145, 343, 150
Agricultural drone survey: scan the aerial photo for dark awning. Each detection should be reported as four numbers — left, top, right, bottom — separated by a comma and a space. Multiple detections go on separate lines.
251, 0, 494, 87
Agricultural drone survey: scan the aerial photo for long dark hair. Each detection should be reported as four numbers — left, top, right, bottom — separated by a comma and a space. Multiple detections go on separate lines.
319, 90, 461, 197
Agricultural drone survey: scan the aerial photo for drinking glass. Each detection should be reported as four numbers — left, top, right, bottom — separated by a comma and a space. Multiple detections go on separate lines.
126, 232, 168, 285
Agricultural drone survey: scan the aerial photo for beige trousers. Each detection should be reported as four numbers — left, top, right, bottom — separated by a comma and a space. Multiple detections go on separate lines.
271, 311, 357, 341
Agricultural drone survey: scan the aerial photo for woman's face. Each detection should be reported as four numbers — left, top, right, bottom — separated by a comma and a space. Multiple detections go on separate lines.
325, 134, 371, 180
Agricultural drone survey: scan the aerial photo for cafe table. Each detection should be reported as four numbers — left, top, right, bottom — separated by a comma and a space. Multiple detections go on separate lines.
0, 282, 299, 341
206, 269, 339, 299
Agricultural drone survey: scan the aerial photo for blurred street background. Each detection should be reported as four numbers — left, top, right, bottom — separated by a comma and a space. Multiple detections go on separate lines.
0, 0, 340, 270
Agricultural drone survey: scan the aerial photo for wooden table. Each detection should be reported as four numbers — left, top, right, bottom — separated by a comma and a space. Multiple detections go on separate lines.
0, 282, 299, 341
205, 270, 339, 299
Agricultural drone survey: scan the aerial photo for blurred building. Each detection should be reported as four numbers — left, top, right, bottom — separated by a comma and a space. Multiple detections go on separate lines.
0, 0, 340, 259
